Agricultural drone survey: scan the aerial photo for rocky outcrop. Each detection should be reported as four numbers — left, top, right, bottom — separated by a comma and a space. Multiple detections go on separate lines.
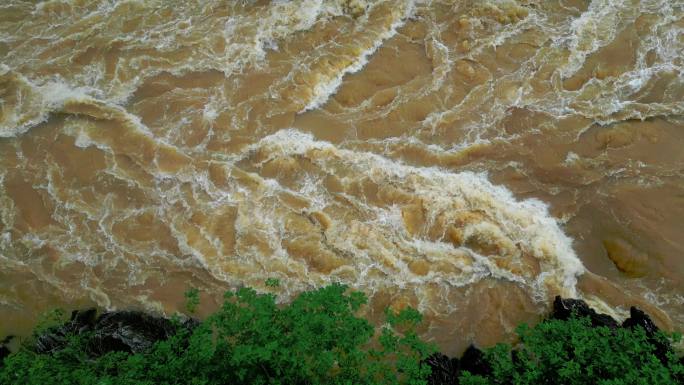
622, 306, 672, 365
551, 296, 677, 366
551, 296, 619, 329
35, 309, 196, 357
622, 306, 659, 335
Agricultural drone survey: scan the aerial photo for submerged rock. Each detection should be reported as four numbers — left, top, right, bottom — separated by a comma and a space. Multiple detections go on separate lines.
602, 238, 650, 277
551, 296, 619, 329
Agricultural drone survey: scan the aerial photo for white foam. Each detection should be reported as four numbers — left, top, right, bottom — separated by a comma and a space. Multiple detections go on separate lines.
299, 1, 416, 112
564, 151, 580, 165
557, 0, 630, 78
250, 129, 585, 298
0, 69, 100, 138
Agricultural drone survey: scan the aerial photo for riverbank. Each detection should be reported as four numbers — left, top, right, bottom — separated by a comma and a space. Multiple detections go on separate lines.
1, 285, 682, 385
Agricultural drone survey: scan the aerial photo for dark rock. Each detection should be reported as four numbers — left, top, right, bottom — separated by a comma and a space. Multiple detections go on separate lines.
35, 309, 99, 354
622, 307, 659, 335
0, 336, 12, 366
459, 345, 491, 377
71, 308, 97, 334
622, 307, 671, 365
424, 353, 459, 385
181, 317, 201, 331
0, 346, 9, 368
424, 346, 492, 384
35, 329, 69, 354
552, 296, 619, 329
88, 311, 177, 355
34, 309, 196, 357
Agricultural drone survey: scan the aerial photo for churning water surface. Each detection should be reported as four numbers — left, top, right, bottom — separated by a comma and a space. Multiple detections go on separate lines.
1, 0, 683, 354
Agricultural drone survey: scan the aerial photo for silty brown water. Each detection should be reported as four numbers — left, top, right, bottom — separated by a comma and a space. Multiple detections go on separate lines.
1, 0, 683, 355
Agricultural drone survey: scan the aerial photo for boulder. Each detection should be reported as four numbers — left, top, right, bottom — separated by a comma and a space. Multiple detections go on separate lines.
551, 296, 619, 329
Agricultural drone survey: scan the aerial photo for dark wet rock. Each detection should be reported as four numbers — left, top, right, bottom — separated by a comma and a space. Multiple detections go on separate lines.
35, 332, 66, 354
622, 306, 659, 335
88, 311, 177, 355
622, 306, 671, 365
424, 353, 459, 385
35, 309, 196, 357
0, 345, 9, 362
71, 308, 97, 333
551, 296, 619, 329
35, 309, 98, 354
424, 346, 492, 384
459, 345, 491, 377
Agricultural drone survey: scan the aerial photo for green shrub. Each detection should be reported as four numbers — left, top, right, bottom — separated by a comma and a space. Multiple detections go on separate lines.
461, 316, 684, 385
184, 287, 200, 314
2, 286, 682, 385
0, 284, 434, 385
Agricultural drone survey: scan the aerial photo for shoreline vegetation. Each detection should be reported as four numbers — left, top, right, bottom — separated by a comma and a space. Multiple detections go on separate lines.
1, 284, 682, 385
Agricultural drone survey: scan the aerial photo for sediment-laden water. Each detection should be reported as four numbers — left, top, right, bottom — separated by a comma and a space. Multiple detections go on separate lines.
1, 0, 683, 354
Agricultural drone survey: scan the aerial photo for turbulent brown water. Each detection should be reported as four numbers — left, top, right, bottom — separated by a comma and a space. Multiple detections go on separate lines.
1, 0, 684, 354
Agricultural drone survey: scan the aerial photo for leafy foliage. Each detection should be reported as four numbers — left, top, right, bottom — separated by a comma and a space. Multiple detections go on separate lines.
460, 316, 684, 385
184, 287, 200, 314
33, 308, 68, 335
0, 284, 434, 385
2, 287, 683, 385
